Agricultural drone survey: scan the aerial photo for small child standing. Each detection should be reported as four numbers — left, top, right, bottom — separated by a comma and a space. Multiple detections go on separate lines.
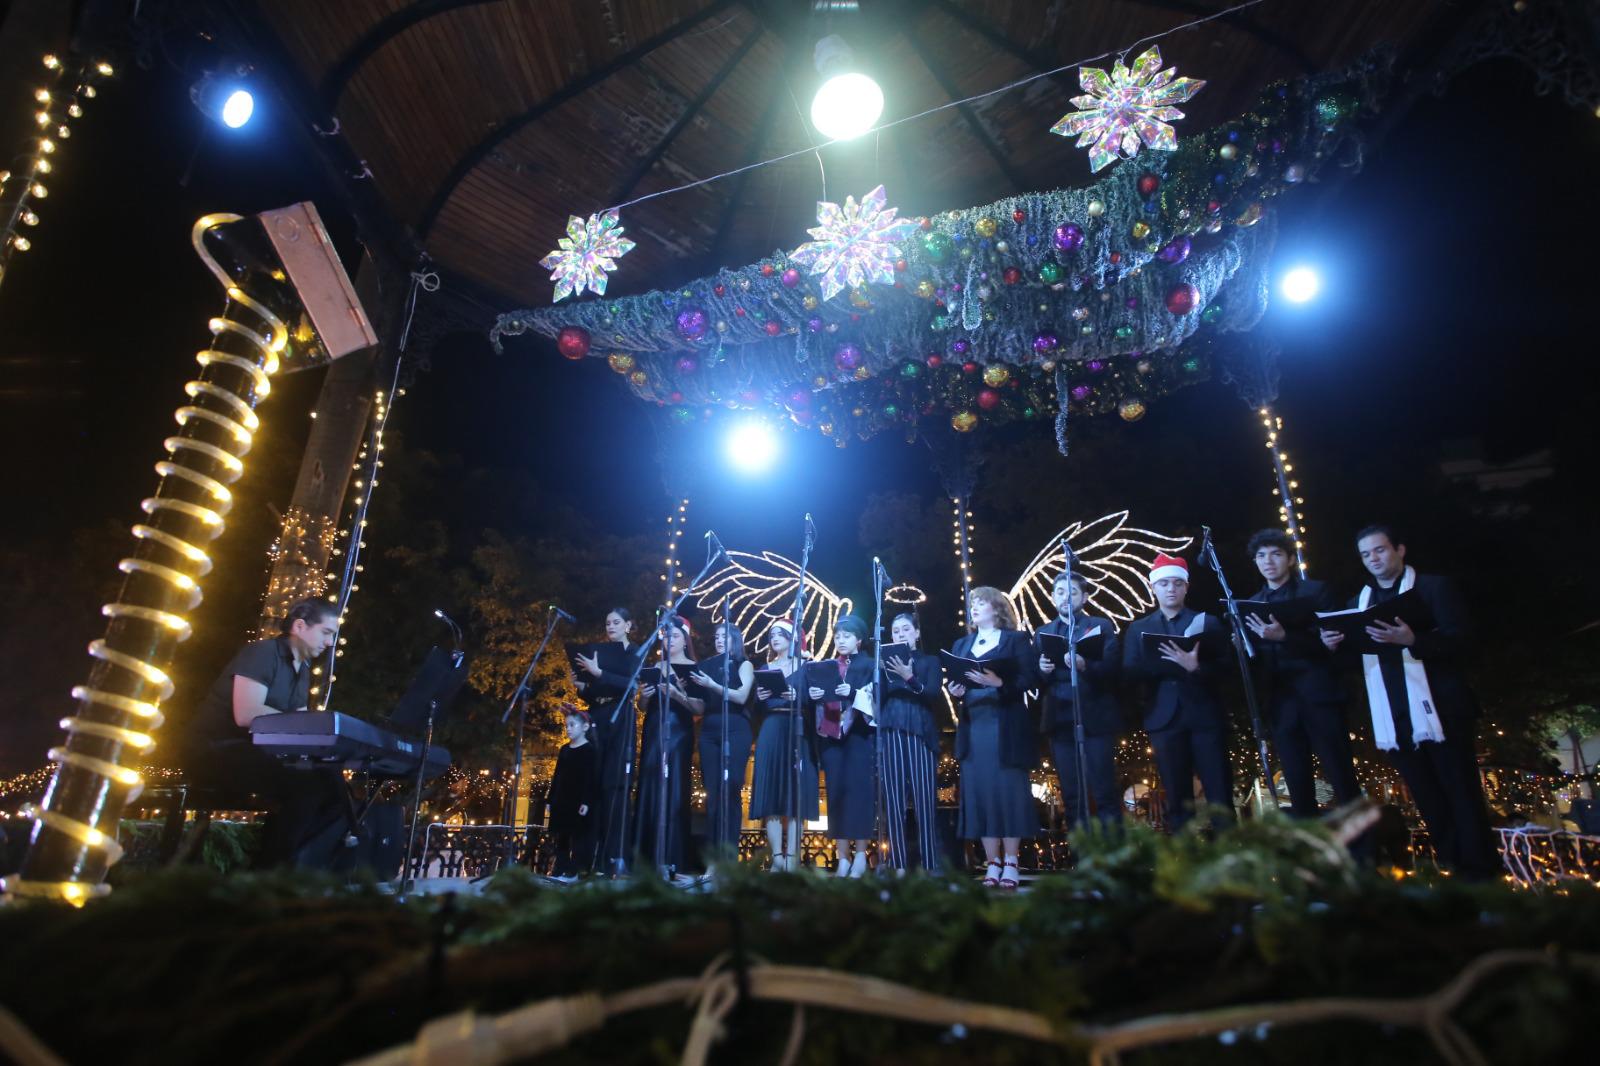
547, 704, 600, 880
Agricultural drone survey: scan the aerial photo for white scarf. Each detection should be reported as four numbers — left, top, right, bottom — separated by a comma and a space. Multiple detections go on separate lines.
1358, 566, 1445, 751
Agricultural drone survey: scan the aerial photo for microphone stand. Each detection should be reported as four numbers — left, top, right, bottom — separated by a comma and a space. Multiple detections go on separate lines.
1199, 528, 1275, 817
870, 558, 889, 873
718, 592, 733, 863
1061, 542, 1092, 831
653, 618, 674, 876
494, 605, 564, 875
787, 515, 815, 867
605, 535, 726, 877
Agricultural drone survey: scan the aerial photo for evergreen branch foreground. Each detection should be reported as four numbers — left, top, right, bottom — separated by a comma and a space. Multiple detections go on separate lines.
2, 817, 1598, 1065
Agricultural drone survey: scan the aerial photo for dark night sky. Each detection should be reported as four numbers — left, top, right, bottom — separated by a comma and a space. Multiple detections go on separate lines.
2, 46, 1598, 773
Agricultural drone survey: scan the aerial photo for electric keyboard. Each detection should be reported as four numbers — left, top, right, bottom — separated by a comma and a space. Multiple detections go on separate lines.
250, 711, 450, 779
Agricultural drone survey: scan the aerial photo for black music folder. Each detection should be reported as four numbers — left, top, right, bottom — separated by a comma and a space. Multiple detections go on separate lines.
1227, 597, 1320, 630
752, 667, 791, 696
1036, 628, 1104, 669
640, 663, 693, 689
938, 650, 1018, 680
1139, 631, 1205, 677
876, 642, 914, 665
803, 660, 847, 694
1315, 589, 1436, 654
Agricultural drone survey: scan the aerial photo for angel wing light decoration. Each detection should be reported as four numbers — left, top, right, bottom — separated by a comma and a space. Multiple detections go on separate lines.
690, 550, 853, 659
1008, 511, 1193, 632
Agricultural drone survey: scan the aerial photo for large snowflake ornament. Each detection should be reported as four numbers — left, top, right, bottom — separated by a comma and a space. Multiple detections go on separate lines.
539, 208, 636, 302
1050, 46, 1205, 172
788, 185, 920, 301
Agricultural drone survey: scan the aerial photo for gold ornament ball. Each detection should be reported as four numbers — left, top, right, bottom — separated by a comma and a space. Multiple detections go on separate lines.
1235, 202, 1264, 227
974, 217, 998, 238
1041, 360, 1056, 372
851, 407, 865, 417
607, 352, 635, 374
915, 279, 936, 299
850, 286, 873, 309
813, 375, 828, 388
982, 364, 1010, 387
1087, 200, 1105, 218
629, 369, 649, 387
1131, 221, 1151, 240
854, 366, 871, 381
1119, 397, 1147, 422
819, 421, 835, 436
803, 294, 819, 310
951, 410, 978, 433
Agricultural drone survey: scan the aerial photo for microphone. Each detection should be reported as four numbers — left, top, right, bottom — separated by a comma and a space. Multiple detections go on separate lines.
705, 529, 727, 564
1200, 525, 1215, 560
549, 604, 577, 624
873, 556, 892, 587
432, 608, 463, 650
1059, 536, 1081, 568
804, 512, 816, 550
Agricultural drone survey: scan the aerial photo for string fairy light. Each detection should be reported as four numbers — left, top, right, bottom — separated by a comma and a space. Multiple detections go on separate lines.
0, 214, 287, 905
692, 549, 850, 659
1259, 406, 1309, 576
952, 497, 974, 625
662, 496, 690, 599
0, 53, 114, 292
1006, 511, 1193, 632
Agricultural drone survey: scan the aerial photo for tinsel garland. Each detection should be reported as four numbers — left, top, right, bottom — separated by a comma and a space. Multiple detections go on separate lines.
491, 52, 1393, 447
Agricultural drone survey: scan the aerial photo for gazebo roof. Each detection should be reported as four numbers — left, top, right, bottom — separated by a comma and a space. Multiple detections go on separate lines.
248, 0, 1447, 308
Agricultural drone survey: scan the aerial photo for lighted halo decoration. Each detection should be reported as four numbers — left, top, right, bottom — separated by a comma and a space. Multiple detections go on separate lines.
885, 583, 928, 606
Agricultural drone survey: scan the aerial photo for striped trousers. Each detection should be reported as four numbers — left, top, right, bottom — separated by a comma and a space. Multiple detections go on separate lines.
880, 728, 941, 872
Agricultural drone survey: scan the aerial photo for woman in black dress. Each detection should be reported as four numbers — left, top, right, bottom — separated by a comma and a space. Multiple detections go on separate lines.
690, 621, 755, 863
878, 612, 945, 874
574, 607, 640, 872
634, 615, 702, 876
946, 587, 1038, 889
808, 614, 877, 878
748, 619, 818, 871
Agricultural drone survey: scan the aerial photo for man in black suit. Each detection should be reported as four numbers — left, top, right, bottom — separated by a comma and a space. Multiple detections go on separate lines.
1122, 554, 1233, 830
1243, 529, 1361, 817
1320, 525, 1498, 879
1037, 573, 1122, 829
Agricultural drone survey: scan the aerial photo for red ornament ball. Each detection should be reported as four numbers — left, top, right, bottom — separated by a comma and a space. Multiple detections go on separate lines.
1137, 173, 1160, 197
977, 389, 1001, 411
764, 320, 783, 336
1108, 251, 1122, 265
1165, 283, 1199, 315
919, 217, 933, 231
1012, 209, 1026, 224
760, 264, 775, 277
669, 390, 683, 403
894, 258, 907, 273
713, 283, 726, 296
786, 386, 812, 409
556, 326, 591, 360
925, 354, 943, 368
961, 361, 978, 375
734, 307, 747, 317
1002, 267, 1021, 285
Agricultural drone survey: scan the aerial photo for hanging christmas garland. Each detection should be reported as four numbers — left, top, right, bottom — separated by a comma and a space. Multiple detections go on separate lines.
491, 52, 1392, 447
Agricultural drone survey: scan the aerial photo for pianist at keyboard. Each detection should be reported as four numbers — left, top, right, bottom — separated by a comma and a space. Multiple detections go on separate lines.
190, 597, 349, 869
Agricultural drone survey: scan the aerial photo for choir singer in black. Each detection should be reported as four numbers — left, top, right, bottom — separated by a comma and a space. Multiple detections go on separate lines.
1036, 573, 1122, 831
1243, 530, 1361, 817
1320, 525, 1497, 879
1122, 554, 1233, 830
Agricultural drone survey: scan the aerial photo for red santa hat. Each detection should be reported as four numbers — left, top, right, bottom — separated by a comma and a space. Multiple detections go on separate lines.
1148, 553, 1189, 585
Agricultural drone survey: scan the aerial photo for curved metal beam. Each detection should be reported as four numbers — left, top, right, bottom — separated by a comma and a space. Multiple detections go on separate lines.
319, 0, 508, 113
608, 25, 766, 207
418, 0, 744, 239
1130, 1, 1317, 75
903, 20, 1028, 191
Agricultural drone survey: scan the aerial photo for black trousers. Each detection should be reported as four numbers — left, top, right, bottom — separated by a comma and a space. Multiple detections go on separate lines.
202, 741, 348, 869
1271, 696, 1362, 817
1050, 734, 1121, 829
552, 821, 597, 877
698, 714, 753, 858
1149, 726, 1231, 830
1387, 736, 1499, 880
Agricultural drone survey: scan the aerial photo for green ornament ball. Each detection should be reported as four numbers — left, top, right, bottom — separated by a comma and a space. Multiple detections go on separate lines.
1181, 357, 1201, 373
1201, 303, 1224, 324
1314, 93, 1357, 131
1114, 325, 1134, 340
900, 361, 922, 379
922, 232, 953, 262
1038, 262, 1064, 285
884, 403, 899, 418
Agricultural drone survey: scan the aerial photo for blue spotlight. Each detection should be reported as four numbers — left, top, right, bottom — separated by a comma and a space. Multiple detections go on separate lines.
220, 89, 254, 129
1280, 266, 1321, 304
191, 70, 255, 129
726, 420, 779, 474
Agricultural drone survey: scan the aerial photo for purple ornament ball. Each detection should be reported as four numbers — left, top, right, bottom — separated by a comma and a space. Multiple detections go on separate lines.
1052, 223, 1085, 252
675, 355, 699, 374
806, 317, 824, 333
1157, 236, 1192, 265
833, 343, 863, 371
1070, 384, 1093, 402
950, 338, 971, 357
1087, 360, 1106, 373
781, 267, 801, 288
675, 306, 709, 341
1032, 332, 1059, 355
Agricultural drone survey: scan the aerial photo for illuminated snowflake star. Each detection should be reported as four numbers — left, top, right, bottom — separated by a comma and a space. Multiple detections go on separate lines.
788, 185, 919, 301
1050, 46, 1205, 172
539, 208, 636, 302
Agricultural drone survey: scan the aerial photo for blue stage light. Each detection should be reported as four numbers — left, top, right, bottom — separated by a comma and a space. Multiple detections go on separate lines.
1281, 266, 1321, 303
221, 89, 254, 129
191, 71, 255, 130
727, 421, 779, 474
